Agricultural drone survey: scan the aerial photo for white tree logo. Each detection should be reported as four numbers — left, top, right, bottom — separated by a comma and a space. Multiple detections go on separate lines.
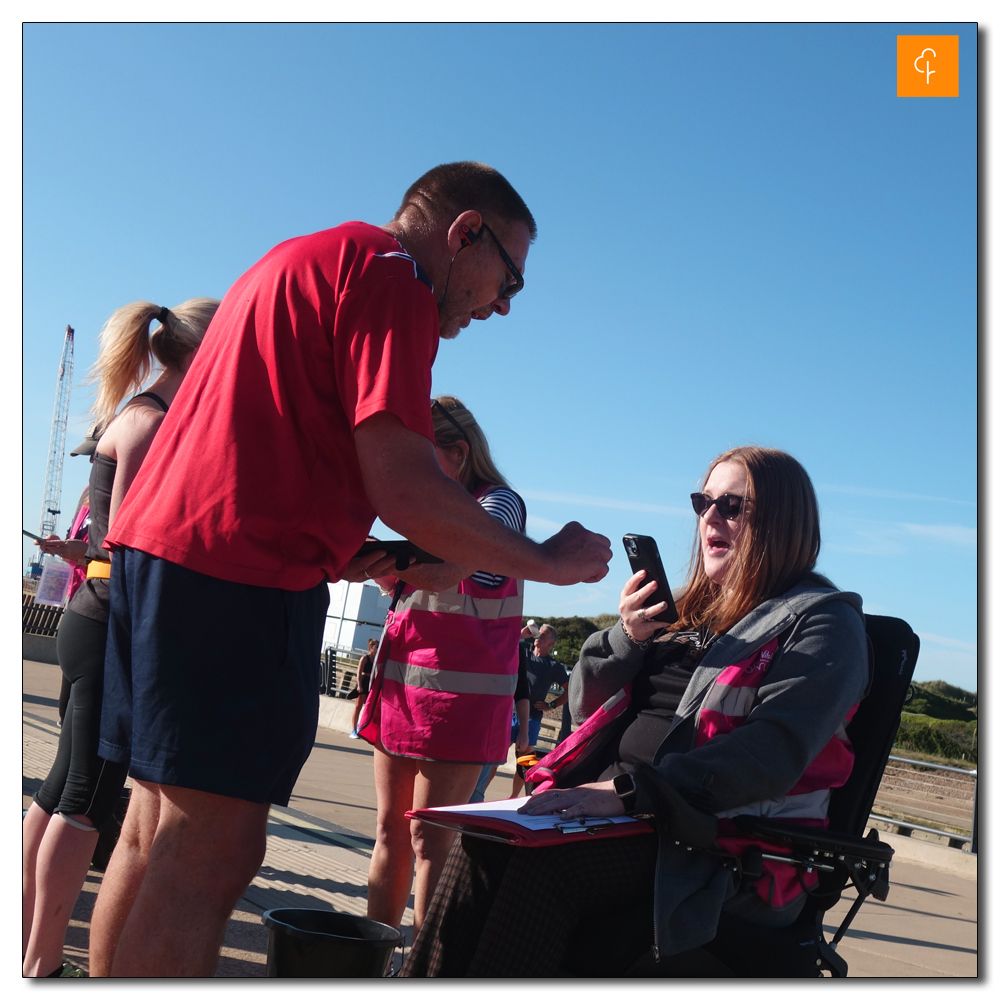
914, 48, 937, 84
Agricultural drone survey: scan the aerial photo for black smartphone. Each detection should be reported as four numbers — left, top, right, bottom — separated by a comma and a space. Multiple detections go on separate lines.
622, 534, 679, 624
23, 528, 45, 542
355, 538, 445, 572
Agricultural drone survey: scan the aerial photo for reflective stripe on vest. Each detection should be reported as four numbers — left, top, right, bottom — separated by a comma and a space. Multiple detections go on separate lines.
384, 658, 518, 696
394, 578, 523, 620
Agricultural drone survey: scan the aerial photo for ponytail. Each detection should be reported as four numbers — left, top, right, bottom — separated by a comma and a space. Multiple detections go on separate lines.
87, 297, 220, 427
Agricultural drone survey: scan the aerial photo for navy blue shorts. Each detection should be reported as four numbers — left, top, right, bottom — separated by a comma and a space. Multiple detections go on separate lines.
99, 548, 330, 805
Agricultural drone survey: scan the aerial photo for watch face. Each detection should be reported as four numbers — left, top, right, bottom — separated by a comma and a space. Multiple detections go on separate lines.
614, 773, 635, 797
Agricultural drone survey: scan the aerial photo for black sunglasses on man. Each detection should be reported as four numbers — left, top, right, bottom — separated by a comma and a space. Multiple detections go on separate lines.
480, 223, 525, 300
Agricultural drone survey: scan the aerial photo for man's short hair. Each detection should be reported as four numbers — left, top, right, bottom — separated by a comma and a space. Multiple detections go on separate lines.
395, 161, 537, 241
539, 624, 558, 640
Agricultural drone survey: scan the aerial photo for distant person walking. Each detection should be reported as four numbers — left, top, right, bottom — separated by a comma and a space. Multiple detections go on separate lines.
349, 638, 379, 738
22, 298, 219, 978
90, 163, 611, 977
359, 396, 527, 934
509, 624, 568, 796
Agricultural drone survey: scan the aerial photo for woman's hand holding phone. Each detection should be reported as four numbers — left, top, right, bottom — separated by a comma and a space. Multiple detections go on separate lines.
619, 570, 670, 643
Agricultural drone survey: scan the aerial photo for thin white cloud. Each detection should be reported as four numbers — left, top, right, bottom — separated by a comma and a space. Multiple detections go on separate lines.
899, 523, 978, 548
525, 513, 563, 536
824, 514, 977, 553
521, 489, 688, 517
916, 633, 978, 654
824, 524, 908, 556
817, 483, 976, 507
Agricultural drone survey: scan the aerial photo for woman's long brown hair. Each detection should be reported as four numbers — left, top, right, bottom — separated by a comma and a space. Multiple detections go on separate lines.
671, 446, 829, 635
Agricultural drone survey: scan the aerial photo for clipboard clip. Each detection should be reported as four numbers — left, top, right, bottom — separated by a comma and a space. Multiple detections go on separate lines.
555, 818, 615, 835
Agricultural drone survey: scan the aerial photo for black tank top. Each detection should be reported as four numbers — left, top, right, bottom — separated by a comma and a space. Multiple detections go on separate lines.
69, 392, 168, 623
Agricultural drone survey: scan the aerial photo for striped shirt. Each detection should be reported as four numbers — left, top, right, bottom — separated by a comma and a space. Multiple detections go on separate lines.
471, 487, 527, 588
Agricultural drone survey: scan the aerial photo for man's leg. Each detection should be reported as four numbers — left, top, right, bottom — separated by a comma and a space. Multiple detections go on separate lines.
367, 748, 418, 930
410, 760, 482, 933
106, 783, 269, 977
88, 779, 160, 976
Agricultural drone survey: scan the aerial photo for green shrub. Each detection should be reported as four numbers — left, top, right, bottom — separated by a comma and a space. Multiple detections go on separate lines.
894, 713, 977, 764
905, 682, 977, 722
522, 615, 605, 670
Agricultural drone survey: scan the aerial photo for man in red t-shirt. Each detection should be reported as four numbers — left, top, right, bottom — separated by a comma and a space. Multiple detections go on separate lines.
89, 162, 612, 977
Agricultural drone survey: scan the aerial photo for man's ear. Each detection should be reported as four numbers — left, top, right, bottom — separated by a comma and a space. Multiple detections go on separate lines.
446, 211, 484, 254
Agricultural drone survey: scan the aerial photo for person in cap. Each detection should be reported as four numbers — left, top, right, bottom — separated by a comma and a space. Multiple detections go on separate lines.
22, 298, 219, 977
90, 162, 612, 977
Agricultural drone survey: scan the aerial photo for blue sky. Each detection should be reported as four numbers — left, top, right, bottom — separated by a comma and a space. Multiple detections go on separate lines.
21, 22, 978, 691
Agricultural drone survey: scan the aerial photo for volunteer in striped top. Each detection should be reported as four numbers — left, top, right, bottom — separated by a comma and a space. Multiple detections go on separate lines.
358, 395, 527, 935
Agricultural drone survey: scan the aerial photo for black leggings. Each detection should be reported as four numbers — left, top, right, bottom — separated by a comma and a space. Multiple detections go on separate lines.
34, 608, 129, 830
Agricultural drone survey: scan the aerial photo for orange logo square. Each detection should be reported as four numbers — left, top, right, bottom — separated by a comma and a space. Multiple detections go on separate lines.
897, 35, 959, 97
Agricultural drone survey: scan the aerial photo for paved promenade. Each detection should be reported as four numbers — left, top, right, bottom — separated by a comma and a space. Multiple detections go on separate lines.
23, 659, 978, 978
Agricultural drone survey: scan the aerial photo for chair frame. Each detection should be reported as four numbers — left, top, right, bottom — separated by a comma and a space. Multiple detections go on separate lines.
624, 613, 920, 978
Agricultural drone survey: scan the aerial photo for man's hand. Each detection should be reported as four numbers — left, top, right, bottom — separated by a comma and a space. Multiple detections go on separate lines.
514, 728, 530, 753
341, 547, 403, 583
533, 700, 549, 712
538, 522, 612, 586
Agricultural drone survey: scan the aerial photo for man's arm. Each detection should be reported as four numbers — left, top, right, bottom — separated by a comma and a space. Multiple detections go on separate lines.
354, 413, 611, 586
549, 686, 569, 710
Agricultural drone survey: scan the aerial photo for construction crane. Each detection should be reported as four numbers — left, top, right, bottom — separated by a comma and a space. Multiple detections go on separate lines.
29, 325, 74, 575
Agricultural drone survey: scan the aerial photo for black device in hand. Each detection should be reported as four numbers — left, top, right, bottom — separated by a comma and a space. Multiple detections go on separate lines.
23, 528, 45, 542
355, 539, 445, 572
622, 534, 679, 624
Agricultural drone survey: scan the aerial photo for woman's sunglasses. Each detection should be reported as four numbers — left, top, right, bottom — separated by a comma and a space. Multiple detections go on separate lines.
431, 400, 469, 442
690, 493, 751, 520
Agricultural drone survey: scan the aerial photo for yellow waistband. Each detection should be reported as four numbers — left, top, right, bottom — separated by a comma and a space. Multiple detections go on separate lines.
86, 560, 111, 579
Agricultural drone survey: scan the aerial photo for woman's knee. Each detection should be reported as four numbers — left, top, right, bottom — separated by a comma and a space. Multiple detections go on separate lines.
375, 807, 413, 852
409, 819, 453, 863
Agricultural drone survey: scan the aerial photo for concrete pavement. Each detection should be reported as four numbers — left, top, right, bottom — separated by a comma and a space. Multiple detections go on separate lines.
23, 658, 977, 977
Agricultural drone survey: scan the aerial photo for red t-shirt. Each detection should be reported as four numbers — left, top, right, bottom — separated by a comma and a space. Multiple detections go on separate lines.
106, 222, 439, 590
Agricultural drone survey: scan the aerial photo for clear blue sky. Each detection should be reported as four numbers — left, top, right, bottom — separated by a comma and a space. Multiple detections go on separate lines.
22, 22, 978, 690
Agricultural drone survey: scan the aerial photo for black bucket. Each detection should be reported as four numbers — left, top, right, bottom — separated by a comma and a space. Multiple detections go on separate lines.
262, 908, 404, 978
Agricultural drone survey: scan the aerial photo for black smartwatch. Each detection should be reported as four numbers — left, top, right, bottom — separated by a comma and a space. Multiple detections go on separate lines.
613, 772, 638, 815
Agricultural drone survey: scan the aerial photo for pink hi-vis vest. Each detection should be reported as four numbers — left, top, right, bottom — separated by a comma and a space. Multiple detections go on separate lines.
703, 638, 859, 909
357, 491, 524, 765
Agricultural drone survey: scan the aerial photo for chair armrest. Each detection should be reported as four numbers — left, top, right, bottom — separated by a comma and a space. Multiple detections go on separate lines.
633, 762, 719, 850
731, 815, 895, 865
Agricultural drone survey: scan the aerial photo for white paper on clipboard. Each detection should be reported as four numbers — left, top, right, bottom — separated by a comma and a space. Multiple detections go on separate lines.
425, 797, 639, 833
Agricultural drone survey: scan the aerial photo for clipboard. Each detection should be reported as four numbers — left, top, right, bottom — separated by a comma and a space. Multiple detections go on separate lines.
407, 800, 653, 848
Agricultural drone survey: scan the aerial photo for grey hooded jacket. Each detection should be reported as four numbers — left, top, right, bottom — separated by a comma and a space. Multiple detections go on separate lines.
568, 580, 869, 956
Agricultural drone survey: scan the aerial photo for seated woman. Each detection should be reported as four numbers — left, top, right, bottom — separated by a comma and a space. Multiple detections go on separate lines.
401, 446, 869, 977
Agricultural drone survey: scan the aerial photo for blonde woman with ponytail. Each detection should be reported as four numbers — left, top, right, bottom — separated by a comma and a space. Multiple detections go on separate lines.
24, 298, 219, 978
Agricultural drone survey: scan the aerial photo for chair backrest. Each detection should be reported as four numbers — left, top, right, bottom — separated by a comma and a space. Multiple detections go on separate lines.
826, 614, 920, 838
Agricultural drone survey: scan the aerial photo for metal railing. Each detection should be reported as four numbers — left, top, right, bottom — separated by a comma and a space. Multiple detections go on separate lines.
319, 645, 370, 699
871, 753, 978, 853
